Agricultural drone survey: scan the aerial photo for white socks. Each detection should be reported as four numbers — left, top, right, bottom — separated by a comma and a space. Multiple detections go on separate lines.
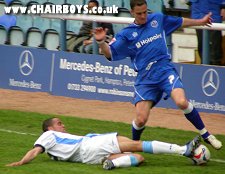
145, 141, 187, 155
183, 102, 194, 114
111, 142, 188, 169
112, 155, 139, 168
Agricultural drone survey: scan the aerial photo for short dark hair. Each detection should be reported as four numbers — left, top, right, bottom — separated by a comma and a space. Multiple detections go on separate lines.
88, 0, 99, 7
130, 0, 147, 10
42, 117, 56, 132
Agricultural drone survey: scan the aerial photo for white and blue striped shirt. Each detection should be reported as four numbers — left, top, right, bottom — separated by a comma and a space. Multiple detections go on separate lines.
34, 130, 85, 162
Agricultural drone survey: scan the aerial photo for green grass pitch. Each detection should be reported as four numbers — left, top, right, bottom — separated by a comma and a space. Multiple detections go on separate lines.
0, 109, 225, 174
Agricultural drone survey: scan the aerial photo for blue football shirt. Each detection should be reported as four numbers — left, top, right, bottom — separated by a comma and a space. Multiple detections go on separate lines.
109, 13, 182, 85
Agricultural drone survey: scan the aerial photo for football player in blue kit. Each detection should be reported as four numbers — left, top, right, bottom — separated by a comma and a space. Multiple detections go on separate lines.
94, 0, 222, 150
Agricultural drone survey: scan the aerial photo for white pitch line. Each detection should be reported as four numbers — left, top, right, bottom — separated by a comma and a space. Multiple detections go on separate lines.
0, 128, 37, 136
210, 159, 225, 163
157, 149, 225, 164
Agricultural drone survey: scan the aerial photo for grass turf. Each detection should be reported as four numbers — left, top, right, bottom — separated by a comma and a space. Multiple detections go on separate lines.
0, 109, 225, 174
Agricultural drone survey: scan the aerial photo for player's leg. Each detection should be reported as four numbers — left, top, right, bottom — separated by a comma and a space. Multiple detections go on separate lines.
171, 88, 208, 134
103, 153, 144, 170
166, 71, 222, 150
133, 83, 162, 140
103, 135, 201, 170
117, 136, 199, 157
132, 100, 153, 140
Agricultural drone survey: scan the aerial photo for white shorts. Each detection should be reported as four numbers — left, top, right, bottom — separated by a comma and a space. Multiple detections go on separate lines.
80, 132, 121, 164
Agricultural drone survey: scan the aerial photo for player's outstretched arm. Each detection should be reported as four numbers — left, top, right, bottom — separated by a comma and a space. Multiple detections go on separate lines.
6, 146, 43, 167
182, 12, 212, 27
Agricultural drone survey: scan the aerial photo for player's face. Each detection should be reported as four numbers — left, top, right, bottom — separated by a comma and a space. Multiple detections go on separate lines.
48, 118, 66, 133
131, 4, 148, 25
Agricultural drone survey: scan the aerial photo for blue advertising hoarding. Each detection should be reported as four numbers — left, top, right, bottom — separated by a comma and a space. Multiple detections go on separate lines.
51, 51, 136, 102
0, 45, 225, 114
0, 45, 53, 92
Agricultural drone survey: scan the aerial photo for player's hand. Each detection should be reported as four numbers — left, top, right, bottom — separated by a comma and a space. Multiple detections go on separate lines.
201, 12, 212, 27
6, 161, 23, 167
93, 27, 108, 41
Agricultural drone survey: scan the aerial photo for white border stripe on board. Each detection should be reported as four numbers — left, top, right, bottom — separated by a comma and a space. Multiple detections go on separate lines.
50, 53, 55, 92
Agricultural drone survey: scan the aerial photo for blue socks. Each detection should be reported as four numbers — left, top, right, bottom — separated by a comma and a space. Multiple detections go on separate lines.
184, 103, 210, 139
132, 121, 145, 140
185, 107, 205, 130
132, 126, 145, 140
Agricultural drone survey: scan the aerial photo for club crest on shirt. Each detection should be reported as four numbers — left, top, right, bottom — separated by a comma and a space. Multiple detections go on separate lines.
132, 32, 138, 38
151, 20, 158, 28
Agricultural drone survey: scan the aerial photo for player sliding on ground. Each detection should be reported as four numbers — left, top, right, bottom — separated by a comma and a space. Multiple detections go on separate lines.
93, 0, 222, 150
6, 117, 201, 170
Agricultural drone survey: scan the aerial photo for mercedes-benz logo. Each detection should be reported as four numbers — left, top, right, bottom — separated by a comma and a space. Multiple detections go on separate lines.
202, 69, 220, 96
19, 50, 34, 76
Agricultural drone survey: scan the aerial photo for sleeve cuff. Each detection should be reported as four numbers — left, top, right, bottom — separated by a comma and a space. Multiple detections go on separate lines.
34, 144, 45, 153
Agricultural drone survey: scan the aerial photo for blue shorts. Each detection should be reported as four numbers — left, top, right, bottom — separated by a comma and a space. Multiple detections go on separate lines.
134, 68, 183, 106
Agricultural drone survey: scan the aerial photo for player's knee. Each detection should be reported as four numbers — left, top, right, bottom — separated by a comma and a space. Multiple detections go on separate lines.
137, 154, 145, 164
136, 112, 148, 126
136, 117, 147, 127
175, 99, 188, 110
139, 155, 145, 163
